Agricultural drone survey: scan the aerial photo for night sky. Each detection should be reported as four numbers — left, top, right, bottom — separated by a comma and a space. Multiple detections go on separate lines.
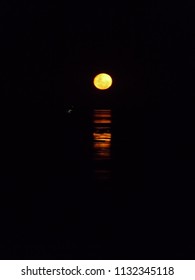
1, 2, 194, 105
0, 1, 195, 259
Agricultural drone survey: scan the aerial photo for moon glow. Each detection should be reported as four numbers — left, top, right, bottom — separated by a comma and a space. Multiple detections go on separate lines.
93, 73, 112, 90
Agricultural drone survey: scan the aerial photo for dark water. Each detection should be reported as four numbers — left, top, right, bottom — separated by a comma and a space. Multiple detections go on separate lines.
0, 103, 195, 259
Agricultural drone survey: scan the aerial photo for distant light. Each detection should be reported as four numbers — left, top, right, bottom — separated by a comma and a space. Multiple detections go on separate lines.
93, 73, 112, 90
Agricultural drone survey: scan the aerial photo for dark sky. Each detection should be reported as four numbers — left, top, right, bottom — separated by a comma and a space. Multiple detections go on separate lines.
1, 1, 194, 108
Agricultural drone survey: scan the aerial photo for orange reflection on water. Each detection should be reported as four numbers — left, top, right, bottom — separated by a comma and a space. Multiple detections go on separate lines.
93, 142, 111, 159
93, 110, 112, 160
93, 132, 111, 141
93, 109, 112, 181
93, 119, 111, 124
93, 110, 112, 124
93, 132, 111, 160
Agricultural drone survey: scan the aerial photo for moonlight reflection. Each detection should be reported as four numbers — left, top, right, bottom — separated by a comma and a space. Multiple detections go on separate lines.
93, 109, 112, 182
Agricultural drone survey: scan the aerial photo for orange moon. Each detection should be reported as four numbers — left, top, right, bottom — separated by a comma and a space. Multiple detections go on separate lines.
93, 73, 112, 90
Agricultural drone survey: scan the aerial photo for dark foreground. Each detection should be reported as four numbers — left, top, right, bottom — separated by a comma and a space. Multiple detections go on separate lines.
0, 99, 195, 259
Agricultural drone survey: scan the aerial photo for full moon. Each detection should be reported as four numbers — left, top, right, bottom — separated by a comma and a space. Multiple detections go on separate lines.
93, 73, 112, 90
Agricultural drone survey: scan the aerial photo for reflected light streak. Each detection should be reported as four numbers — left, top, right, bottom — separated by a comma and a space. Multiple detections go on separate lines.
93, 119, 111, 124
93, 132, 111, 142
93, 109, 112, 181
